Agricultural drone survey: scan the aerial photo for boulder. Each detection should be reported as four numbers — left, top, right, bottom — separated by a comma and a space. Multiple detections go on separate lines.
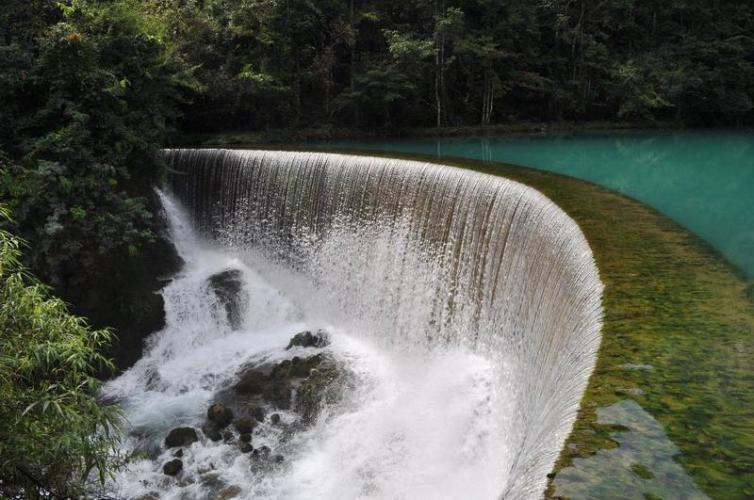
233, 370, 266, 396
234, 417, 255, 434
163, 459, 183, 476
252, 445, 271, 460
249, 405, 266, 422
207, 269, 247, 330
286, 330, 329, 350
202, 424, 222, 442
165, 427, 199, 448
239, 442, 254, 454
270, 413, 281, 425
207, 403, 234, 428
239, 433, 252, 443
215, 485, 242, 499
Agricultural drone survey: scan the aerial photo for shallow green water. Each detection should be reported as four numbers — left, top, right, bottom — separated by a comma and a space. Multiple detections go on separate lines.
331, 130, 754, 278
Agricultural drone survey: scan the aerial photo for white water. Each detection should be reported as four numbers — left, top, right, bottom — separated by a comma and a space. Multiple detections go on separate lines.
104, 150, 603, 499
104, 192, 516, 500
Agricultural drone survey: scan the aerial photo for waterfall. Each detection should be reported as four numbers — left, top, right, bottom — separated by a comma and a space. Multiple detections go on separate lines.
152, 149, 603, 499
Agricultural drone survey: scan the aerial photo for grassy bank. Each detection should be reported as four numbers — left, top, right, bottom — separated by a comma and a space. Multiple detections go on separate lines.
300, 149, 753, 499
171, 120, 676, 148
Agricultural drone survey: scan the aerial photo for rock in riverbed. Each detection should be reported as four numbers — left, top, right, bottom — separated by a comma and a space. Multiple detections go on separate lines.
207, 269, 248, 330
286, 330, 330, 349
163, 458, 183, 476
165, 427, 198, 448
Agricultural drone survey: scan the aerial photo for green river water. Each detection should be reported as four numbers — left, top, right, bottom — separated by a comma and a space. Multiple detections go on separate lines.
331, 129, 754, 278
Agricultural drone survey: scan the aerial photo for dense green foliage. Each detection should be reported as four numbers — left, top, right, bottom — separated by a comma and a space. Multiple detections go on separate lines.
0, 0, 193, 287
0, 207, 121, 498
155, 0, 754, 131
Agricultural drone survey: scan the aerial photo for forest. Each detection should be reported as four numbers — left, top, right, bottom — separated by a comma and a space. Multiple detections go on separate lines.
1, 0, 753, 496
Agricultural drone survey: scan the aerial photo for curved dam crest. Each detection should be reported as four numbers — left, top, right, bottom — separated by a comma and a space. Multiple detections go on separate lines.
162, 149, 604, 499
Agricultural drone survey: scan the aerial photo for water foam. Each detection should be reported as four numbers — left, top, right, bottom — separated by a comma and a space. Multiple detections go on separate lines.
104, 150, 603, 499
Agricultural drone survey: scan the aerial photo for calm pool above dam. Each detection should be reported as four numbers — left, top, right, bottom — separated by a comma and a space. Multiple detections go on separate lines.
330, 129, 754, 278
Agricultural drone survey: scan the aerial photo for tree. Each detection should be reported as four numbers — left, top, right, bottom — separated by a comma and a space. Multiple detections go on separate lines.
0, 0, 195, 288
0, 205, 121, 498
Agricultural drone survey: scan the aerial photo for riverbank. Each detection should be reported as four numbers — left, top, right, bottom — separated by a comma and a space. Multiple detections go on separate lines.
291, 149, 754, 499
171, 120, 676, 148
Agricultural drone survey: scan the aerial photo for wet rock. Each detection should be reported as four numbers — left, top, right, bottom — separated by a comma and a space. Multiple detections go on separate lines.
252, 445, 271, 460
262, 380, 292, 409
295, 359, 342, 423
270, 413, 281, 425
207, 403, 234, 428
215, 485, 242, 499
133, 492, 160, 500
234, 416, 255, 434
286, 330, 329, 350
239, 442, 254, 454
165, 427, 199, 448
239, 432, 252, 443
207, 269, 247, 330
163, 458, 183, 476
223, 430, 234, 442
249, 405, 266, 422
173, 448, 184, 458
233, 370, 266, 395
202, 424, 222, 442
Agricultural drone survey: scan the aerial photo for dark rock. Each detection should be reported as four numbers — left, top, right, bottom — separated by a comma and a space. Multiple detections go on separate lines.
207, 269, 247, 330
273, 454, 284, 464
133, 492, 160, 500
239, 442, 254, 454
249, 405, 266, 422
202, 424, 222, 442
173, 448, 184, 458
252, 445, 271, 460
163, 459, 183, 476
296, 359, 342, 423
207, 403, 234, 428
165, 427, 199, 448
216, 485, 242, 499
263, 380, 291, 409
233, 370, 266, 395
223, 430, 234, 442
270, 413, 281, 425
234, 417, 255, 434
239, 433, 252, 443
286, 330, 329, 350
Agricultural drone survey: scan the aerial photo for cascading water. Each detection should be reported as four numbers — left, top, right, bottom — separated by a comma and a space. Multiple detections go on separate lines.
104, 150, 603, 499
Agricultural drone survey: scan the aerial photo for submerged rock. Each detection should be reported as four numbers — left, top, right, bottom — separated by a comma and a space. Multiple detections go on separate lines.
163, 458, 183, 476
207, 269, 247, 330
286, 330, 329, 350
165, 427, 198, 448
239, 442, 254, 454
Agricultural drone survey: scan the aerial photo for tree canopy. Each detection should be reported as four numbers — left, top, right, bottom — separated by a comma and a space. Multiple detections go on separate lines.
161, 0, 754, 131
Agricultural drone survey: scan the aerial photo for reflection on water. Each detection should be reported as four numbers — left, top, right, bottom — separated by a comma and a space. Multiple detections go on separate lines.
330, 130, 754, 277
553, 399, 709, 500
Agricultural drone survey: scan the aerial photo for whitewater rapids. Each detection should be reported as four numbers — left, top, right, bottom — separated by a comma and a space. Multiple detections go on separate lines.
103, 150, 603, 499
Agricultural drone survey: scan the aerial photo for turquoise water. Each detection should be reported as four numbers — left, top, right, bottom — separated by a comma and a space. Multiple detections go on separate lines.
330, 130, 754, 278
